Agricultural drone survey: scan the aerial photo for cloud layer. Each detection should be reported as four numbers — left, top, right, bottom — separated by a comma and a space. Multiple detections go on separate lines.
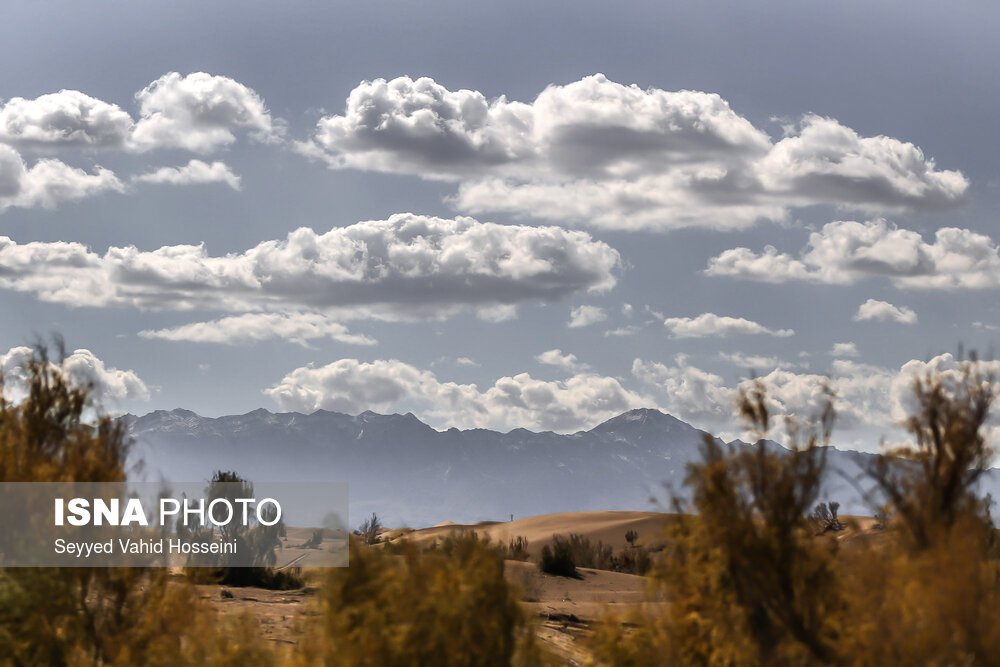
707, 219, 1000, 290
265, 358, 649, 432
633, 353, 1000, 441
300, 75, 967, 231
139, 313, 375, 347
0, 213, 619, 327
663, 312, 794, 338
133, 159, 242, 190
854, 299, 917, 324
0, 346, 148, 404
0, 72, 276, 212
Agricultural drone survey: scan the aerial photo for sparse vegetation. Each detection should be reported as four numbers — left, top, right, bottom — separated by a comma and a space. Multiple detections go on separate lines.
181, 470, 302, 590
811, 501, 845, 534
296, 534, 549, 665
301, 529, 324, 549
10, 342, 1000, 665
0, 345, 276, 665
589, 360, 1000, 665
356, 511, 383, 545
539, 535, 579, 578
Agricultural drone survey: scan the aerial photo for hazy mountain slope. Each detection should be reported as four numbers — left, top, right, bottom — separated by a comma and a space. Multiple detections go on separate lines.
123, 407, 999, 527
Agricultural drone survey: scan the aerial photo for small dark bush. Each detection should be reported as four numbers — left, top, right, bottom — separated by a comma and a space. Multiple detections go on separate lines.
539, 536, 579, 578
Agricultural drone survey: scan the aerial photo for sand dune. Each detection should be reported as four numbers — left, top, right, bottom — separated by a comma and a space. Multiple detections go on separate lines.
389, 510, 670, 556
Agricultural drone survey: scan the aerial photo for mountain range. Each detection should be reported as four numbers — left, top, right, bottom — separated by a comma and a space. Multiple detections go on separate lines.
121, 407, 991, 528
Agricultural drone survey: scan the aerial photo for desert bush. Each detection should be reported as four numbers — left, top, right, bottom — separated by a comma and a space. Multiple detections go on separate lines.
608, 546, 652, 575
539, 536, 578, 578
355, 511, 383, 545
811, 501, 845, 534
0, 345, 276, 665
500, 535, 531, 561
181, 470, 302, 590
589, 360, 1000, 666
302, 529, 324, 549
296, 534, 549, 666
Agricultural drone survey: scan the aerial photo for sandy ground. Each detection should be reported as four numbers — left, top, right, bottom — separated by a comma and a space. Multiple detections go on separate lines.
201, 511, 668, 664
383, 510, 672, 556
201, 512, 882, 663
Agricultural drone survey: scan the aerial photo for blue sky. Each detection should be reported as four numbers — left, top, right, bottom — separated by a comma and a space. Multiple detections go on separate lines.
1, 0, 999, 449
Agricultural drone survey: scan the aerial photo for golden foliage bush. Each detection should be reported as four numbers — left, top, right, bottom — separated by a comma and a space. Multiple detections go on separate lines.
296, 535, 550, 666
0, 348, 275, 666
588, 363, 1000, 666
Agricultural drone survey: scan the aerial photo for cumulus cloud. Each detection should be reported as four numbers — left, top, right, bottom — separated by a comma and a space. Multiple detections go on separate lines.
0, 346, 148, 403
633, 356, 887, 433
138, 312, 375, 347
663, 313, 794, 338
133, 159, 242, 190
718, 351, 790, 371
568, 305, 607, 328
756, 115, 968, 216
707, 219, 1000, 290
632, 356, 737, 424
889, 354, 1000, 425
536, 348, 589, 373
633, 352, 1000, 441
854, 298, 917, 324
264, 358, 650, 432
300, 74, 966, 231
130, 72, 280, 153
830, 342, 860, 357
0, 145, 123, 212
0, 213, 619, 322
0, 73, 277, 157
0, 90, 133, 151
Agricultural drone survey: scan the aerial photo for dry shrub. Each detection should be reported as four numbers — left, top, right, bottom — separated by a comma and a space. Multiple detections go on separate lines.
589, 362, 1000, 666
296, 534, 550, 666
0, 347, 276, 665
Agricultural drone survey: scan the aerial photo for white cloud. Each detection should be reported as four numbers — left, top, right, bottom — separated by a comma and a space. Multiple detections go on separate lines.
622, 303, 633, 317
707, 219, 1000, 290
0, 90, 133, 151
604, 325, 640, 337
475, 304, 519, 322
456, 357, 479, 367
568, 305, 607, 328
755, 115, 968, 216
889, 354, 1000, 425
0, 145, 123, 212
854, 298, 917, 324
535, 348, 589, 373
632, 356, 736, 423
634, 356, 882, 433
264, 358, 650, 432
131, 72, 280, 153
718, 351, 788, 370
138, 312, 375, 347
0, 346, 148, 403
830, 342, 860, 357
133, 159, 242, 190
663, 312, 794, 338
0, 213, 619, 320
633, 353, 1000, 440
300, 75, 965, 231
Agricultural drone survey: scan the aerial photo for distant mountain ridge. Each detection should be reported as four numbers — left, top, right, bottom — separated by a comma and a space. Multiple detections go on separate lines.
122, 406, 998, 527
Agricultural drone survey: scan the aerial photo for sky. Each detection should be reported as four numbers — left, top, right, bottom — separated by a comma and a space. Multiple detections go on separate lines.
1, 0, 999, 449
